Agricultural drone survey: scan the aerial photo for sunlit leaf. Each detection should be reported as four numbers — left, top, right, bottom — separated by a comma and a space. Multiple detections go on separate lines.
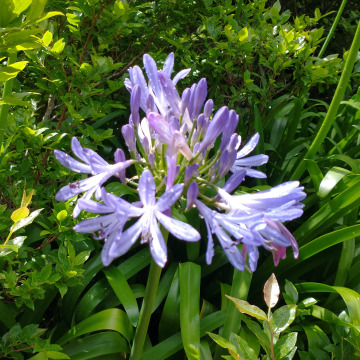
11, 207, 29, 222
226, 295, 267, 321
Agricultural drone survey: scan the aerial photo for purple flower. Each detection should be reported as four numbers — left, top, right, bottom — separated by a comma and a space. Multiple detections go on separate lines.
195, 198, 264, 271
147, 112, 193, 189
54, 137, 133, 217
218, 181, 306, 222
124, 53, 190, 118
77, 170, 200, 267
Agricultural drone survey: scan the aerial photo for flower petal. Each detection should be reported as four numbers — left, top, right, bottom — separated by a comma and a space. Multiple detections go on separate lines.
54, 150, 92, 173
73, 213, 116, 233
149, 216, 167, 267
109, 218, 142, 259
163, 52, 174, 77
236, 133, 260, 158
156, 210, 200, 242
139, 169, 156, 206
172, 68, 191, 86
156, 183, 184, 212
216, 227, 245, 271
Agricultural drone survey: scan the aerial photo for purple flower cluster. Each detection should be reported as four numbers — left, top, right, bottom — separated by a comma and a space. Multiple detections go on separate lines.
55, 53, 306, 271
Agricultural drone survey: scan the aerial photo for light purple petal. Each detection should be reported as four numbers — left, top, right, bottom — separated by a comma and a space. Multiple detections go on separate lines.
216, 227, 245, 271
156, 210, 200, 242
130, 85, 141, 125
148, 112, 173, 143
149, 216, 167, 267
103, 191, 144, 217
186, 181, 198, 210
73, 213, 116, 233
205, 221, 215, 265
158, 70, 181, 114
236, 133, 260, 158
77, 198, 113, 214
203, 99, 214, 118
109, 218, 142, 258
143, 54, 161, 97
55, 173, 106, 201
234, 154, 269, 166
156, 183, 184, 212
198, 106, 229, 153
162, 52, 174, 77
54, 150, 92, 174
223, 170, 246, 193
173, 68, 191, 86
132, 66, 149, 111
192, 78, 207, 119
139, 169, 156, 206
71, 137, 88, 163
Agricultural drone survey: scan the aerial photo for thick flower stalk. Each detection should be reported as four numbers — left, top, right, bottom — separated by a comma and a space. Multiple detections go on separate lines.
54, 52, 306, 271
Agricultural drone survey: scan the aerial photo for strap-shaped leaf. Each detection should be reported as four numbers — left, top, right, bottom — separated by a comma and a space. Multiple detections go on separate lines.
104, 266, 139, 326
296, 282, 360, 327
179, 262, 201, 360
58, 308, 133, 345
62, 332, 129, 360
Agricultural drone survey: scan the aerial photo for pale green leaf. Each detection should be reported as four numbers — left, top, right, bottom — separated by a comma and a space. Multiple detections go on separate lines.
238, 26, 248, 42
11, 207, 29, 222
42, 31, 53, 46
226, 295, 267, 321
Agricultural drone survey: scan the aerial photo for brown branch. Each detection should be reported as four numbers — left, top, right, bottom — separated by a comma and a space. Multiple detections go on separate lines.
33, 234, 59, 251
79, 0, 114, 64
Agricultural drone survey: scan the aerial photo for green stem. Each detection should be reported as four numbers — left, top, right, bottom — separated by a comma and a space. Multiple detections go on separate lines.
130, 259, 163, 360
214, 269, 252, 360
0, 52, 17, 145
318, 0, 348, 58
291, 19, 360, 181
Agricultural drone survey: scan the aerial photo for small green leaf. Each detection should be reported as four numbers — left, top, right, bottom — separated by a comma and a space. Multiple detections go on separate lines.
274, 332, 297, 359
207, 332, 237, 352
42, 31, 53, 46
46, 351, 70, 359
272, 305, 297, 333
226, 295, 267, 321
74, 251, 91, 266
21, 189, 34, 208
56, 210, 68, 222
11, 207, 30, 222
238, 26, 248, 42
39, 264, 52, 283
0, 61, 28, 82
52, 39, 65, 53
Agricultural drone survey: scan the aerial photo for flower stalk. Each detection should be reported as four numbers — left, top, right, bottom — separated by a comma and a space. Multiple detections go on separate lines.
130, 258, 163, 360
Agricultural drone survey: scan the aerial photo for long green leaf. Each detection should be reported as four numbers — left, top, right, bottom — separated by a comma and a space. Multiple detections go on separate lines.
296, 282, 360, 327
294, 179, 360, 243
158, 268, 180, 341
179, 262, 201, 360
58, 308, 133, 345
142, 311, 226, 360
103, 266, 139, 327
62, 332, 128, 360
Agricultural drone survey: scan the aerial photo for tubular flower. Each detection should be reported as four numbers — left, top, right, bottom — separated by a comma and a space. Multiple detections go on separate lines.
55, 52, 306, 270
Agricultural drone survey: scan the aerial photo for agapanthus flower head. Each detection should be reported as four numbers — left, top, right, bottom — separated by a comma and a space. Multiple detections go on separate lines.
55, 52, 306, 271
